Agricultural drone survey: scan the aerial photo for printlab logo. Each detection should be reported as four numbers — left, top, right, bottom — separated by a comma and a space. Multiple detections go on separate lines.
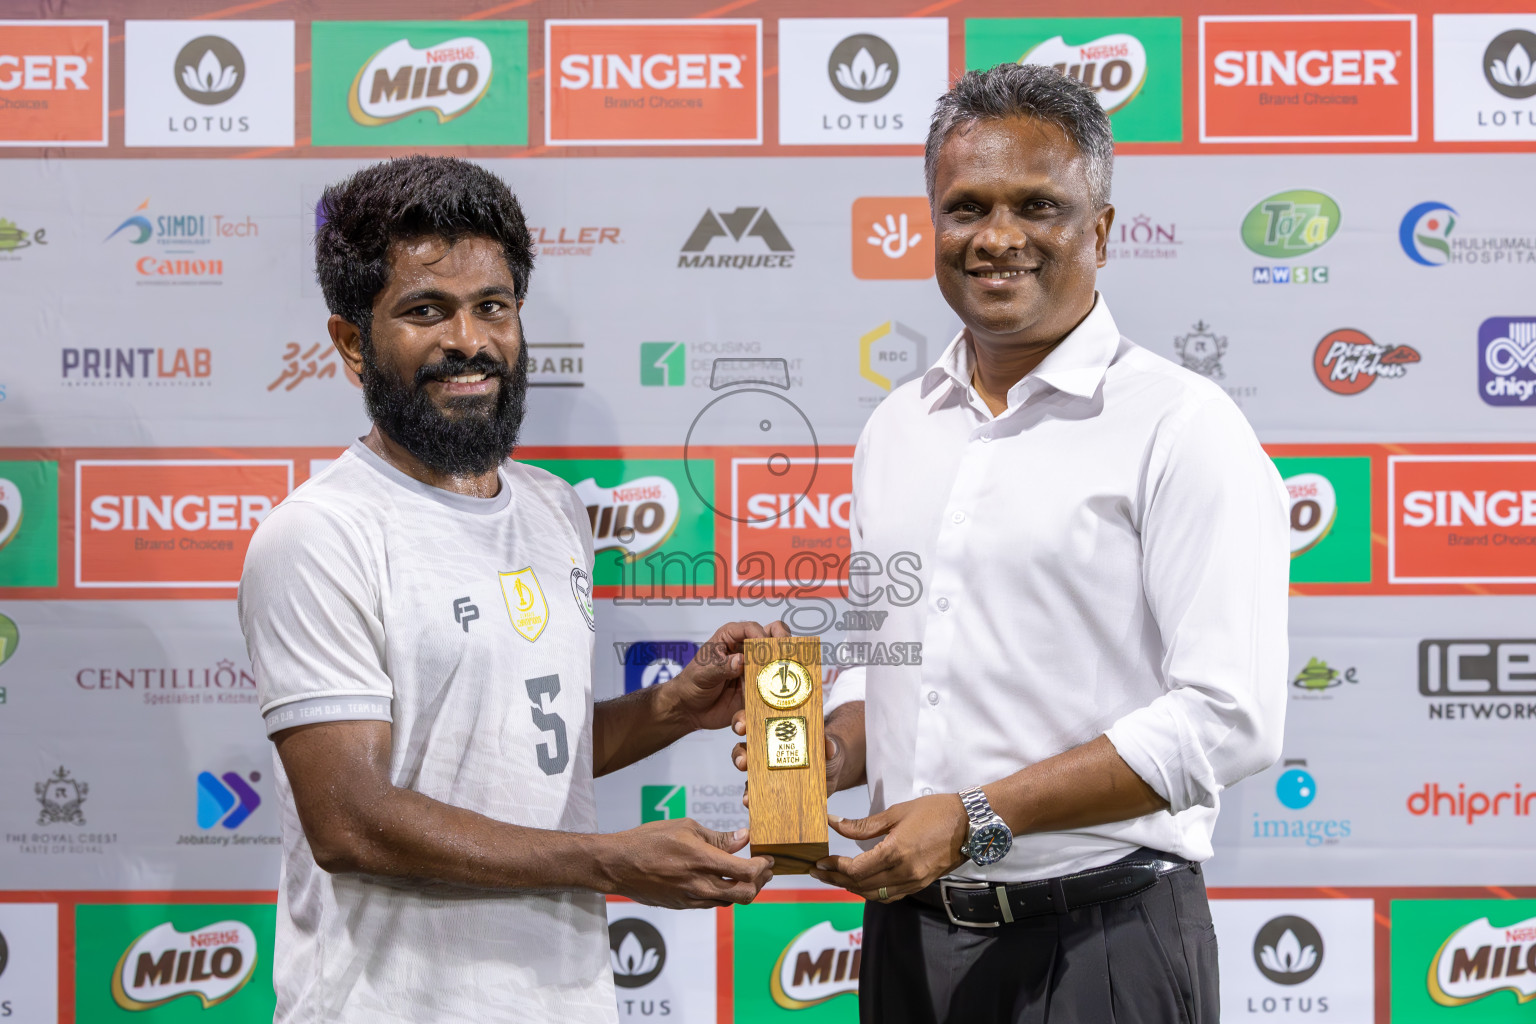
1399, 201, 1456, 266
610, 918, 666, 988
1242, 190, 1338, 284
640, 784, 687, 823
678, 208, 794, 269
640, 342, 686, 387
851, 196, 932, 280
1254, 915, 1325, 985
1486, 30, 1536, 99
196, 770, 260, 829
828, 35, 898, 102
35, 766, 86, 826
175, 36, 243, 104
1479, 317, 1536, 406
1313, 328, 1420, 395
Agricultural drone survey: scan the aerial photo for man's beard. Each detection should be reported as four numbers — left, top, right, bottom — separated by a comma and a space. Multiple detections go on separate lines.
359, 330, 530, 477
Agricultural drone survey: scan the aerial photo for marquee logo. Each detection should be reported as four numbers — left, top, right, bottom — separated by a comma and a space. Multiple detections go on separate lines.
575, 475, 681, 560
1200, 15, 1416, 143
75, 459, 292, 589
1313, 329, 1420, 395
1480, 317, 1536, 406
0, 20, 108, 146
771, 921, 862, 1009
679, 207, 793, 269
348, 37, 491, 125
1389, 454, 1536, 584
1428, 915, 1536, 1006
111, 920, 258, 1010
546, 19, 761, 145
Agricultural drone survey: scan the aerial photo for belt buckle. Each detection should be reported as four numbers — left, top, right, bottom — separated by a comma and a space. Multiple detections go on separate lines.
938, 878, 999, 929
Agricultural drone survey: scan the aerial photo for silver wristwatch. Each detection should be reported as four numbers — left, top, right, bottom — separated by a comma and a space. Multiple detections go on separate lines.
958, 785, 1013, 867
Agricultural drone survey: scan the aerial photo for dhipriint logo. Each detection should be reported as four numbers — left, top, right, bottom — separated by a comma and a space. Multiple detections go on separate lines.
1407, 782, 1536, 824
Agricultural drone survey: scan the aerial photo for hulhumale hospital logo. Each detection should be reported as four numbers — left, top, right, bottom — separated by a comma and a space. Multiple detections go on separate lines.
1400, 201, 1457, 265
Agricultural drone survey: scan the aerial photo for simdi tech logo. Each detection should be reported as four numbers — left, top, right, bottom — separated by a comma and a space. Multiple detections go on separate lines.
1391, 900, 1536, 1022
966, 17, 1183, 142
310, 21, 528, 146
123, 21, 295, 147
0, 20, 108, 146
1200, 15, 1417, 143
777, 18, 948, 145
546, 20, 761, 146
0, 459, 59, 587
1433, 15, 1536, 142
75, 459, 293, 589
1388, 454, 1536, 585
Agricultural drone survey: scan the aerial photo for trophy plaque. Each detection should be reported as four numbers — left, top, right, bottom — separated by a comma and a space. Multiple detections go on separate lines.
742, 636, 828, 873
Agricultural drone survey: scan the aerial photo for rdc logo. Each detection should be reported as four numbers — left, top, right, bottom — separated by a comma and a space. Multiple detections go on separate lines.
1478, 317, 1536, 406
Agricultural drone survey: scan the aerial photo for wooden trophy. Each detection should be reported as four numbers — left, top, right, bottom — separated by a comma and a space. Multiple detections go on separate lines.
742, 636, 828, 873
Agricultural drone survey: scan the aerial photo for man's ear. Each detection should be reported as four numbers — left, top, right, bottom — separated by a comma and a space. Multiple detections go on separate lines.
1094, 204, 1116, 269
517, 298, 525, 312
328, 314, 365, 377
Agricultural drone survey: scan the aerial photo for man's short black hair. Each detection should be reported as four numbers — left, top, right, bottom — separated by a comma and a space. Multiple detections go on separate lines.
315, 156, 536, 329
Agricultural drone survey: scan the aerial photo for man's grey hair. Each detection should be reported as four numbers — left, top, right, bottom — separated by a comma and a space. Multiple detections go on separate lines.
924, 63, 1115, 208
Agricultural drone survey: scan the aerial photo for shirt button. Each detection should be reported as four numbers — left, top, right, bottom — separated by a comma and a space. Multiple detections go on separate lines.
921, 787, 935, 796
980, 433, 993, 443
936, 597, 950, 611
952, 511, 966, 524
927, 691, 940, 705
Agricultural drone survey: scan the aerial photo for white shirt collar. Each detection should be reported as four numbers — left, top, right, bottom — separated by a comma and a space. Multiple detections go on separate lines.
920, 293, 1121, 410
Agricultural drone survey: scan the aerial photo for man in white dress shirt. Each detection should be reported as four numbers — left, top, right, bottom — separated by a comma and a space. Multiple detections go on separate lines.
752, 64, 1290, 1022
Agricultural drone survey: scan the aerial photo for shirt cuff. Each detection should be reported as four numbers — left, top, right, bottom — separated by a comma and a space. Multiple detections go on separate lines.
824, 666, 865, 715
1104, 703, 1219, 815
262, 693, 392, 736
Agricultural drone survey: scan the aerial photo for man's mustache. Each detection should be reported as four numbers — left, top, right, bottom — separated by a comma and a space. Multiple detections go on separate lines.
413, 351, 511, 387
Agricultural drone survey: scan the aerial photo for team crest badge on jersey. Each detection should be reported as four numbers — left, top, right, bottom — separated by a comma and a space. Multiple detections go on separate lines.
499, 567, 549, 642
570, 566, 596, 631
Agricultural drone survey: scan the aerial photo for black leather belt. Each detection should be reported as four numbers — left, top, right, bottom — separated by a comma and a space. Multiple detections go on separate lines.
910, 855, 1193, 928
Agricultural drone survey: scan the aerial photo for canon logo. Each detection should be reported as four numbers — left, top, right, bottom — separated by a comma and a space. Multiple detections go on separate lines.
1212, 49, 1397, 87
0, 54, 88, 91
1401, 490, 1536, 528
89, 495, 272, 532
558, 53, 743, 90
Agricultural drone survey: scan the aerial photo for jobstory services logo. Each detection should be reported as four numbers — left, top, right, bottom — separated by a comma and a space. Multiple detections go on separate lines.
0, 20, 108, 146
679, 207, 793, 269
1421, 638, 1536, 722
1433, 16, 1536, 141
1242, 190, 1339, 284
777, 18, 947, 145
311, 20, 528, 146
1479, 317, 1536, 406
967, 17, 1183, 141
123, 20, 295, 147
1313, 328, 1420, 395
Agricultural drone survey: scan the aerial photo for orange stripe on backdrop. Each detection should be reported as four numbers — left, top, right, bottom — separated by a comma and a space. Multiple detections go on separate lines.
463, 0, 541, 21
697, 0, 760, 16
192, 0, 290, 18
908, 0, 967, 15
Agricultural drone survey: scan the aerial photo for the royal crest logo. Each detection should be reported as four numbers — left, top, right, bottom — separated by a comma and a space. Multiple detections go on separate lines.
771, 921, 862, 1009
348, 37, 492, 125
35, 766, 87, 826
1429, 915, 1536, 1006
111, 920, 258, 1010
1174, 320, 1227, 379
499, 567, 548, 642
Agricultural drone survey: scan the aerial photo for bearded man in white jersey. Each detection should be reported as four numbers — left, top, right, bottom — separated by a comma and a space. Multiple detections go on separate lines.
238, 155, 777, 1024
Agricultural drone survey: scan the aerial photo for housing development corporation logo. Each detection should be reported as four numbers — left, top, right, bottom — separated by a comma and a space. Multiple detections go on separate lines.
778, 19, 947, 144
311, 21, 528, 146
852, 196, 932, 279
546, 20, 760, 145
1388, 454, 1536, 584
1242, 190, 1339, 285
640, 342, 686, 387
679, 207, 793, 269
0, 20, 108, 146
1313, 328, 1420, 395
1200, 15, 1417, 143
640, 784, 687, 823
967, 18, 1182, 141
1254, 915, 1325, 985
111, 920, 258, 1011
1479, 318, 1536, 407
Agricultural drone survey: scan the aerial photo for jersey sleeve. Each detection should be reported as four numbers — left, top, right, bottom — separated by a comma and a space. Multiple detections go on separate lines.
237, 499, 394, 737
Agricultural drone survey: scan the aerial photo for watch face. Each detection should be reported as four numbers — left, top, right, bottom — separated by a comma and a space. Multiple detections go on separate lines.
968, 822, 1012, 866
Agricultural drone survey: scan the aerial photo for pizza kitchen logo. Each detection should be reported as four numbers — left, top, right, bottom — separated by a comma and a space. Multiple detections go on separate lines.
1312, 328, 1420, 395
111, 920, 258, 1011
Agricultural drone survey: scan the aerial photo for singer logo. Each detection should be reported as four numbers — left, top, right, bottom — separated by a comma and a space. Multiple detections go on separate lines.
0, 21, 108, 145
111, 920, 258, 1010
732, 457, 853, 593
852, 197, 933, 279
546, 20, 761, 145
1200, 15, 1416, 143
1388, 454, 1536, 584
75, 459, 292, 589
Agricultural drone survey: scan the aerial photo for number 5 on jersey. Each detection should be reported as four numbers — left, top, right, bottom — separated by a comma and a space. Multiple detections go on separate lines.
526, 674, 569, 776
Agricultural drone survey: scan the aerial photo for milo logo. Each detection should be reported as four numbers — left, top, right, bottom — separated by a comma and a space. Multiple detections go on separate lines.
111, 920, 258, 1010
1241, 190, 1341, 259
1022, 33, 1147, 113
771, 921, 862, 1010
1285, 472, 1337, 557
348, 37, 493, 125
1428, 915, 1536, 1007
574, 475, 681, 560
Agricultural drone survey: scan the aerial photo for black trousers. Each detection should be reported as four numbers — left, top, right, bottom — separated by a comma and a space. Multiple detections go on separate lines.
860, 860, 1219, 1024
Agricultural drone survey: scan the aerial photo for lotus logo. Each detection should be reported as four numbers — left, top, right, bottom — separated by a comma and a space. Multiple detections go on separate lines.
1485, 30, 1536, 99
1253, 915, 1324, 985
348, 37, 493, 126
609, 918, 665, 988
828, 34, 899, 103
173, 36, 244, 105
111, 920, 258, 1011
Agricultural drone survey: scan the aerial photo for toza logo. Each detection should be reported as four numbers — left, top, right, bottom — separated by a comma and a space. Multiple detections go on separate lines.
1241, 190, 1341, 259
36, 766, 87, 826
1023, 33, 1147, 114
772, 921, 862, 1009
111, 920, 258, 1011
609, 918, 665, 988
1479, 317, 1536, 406
1485, 30, 1536, 99
1429, 914, 1536, 1006
196, 771, 260, 829
348, 37, 492, 126
1313, 329, 1420, 395
1254, 915, 1325, 985
174, 36, 243, 105
828, 34, 898, 102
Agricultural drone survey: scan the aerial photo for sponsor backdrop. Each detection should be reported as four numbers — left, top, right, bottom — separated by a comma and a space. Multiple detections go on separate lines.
1, 1, 1534, 1021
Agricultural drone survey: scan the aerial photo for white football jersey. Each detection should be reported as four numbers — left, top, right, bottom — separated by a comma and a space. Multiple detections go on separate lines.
238, 441, 615, 1024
